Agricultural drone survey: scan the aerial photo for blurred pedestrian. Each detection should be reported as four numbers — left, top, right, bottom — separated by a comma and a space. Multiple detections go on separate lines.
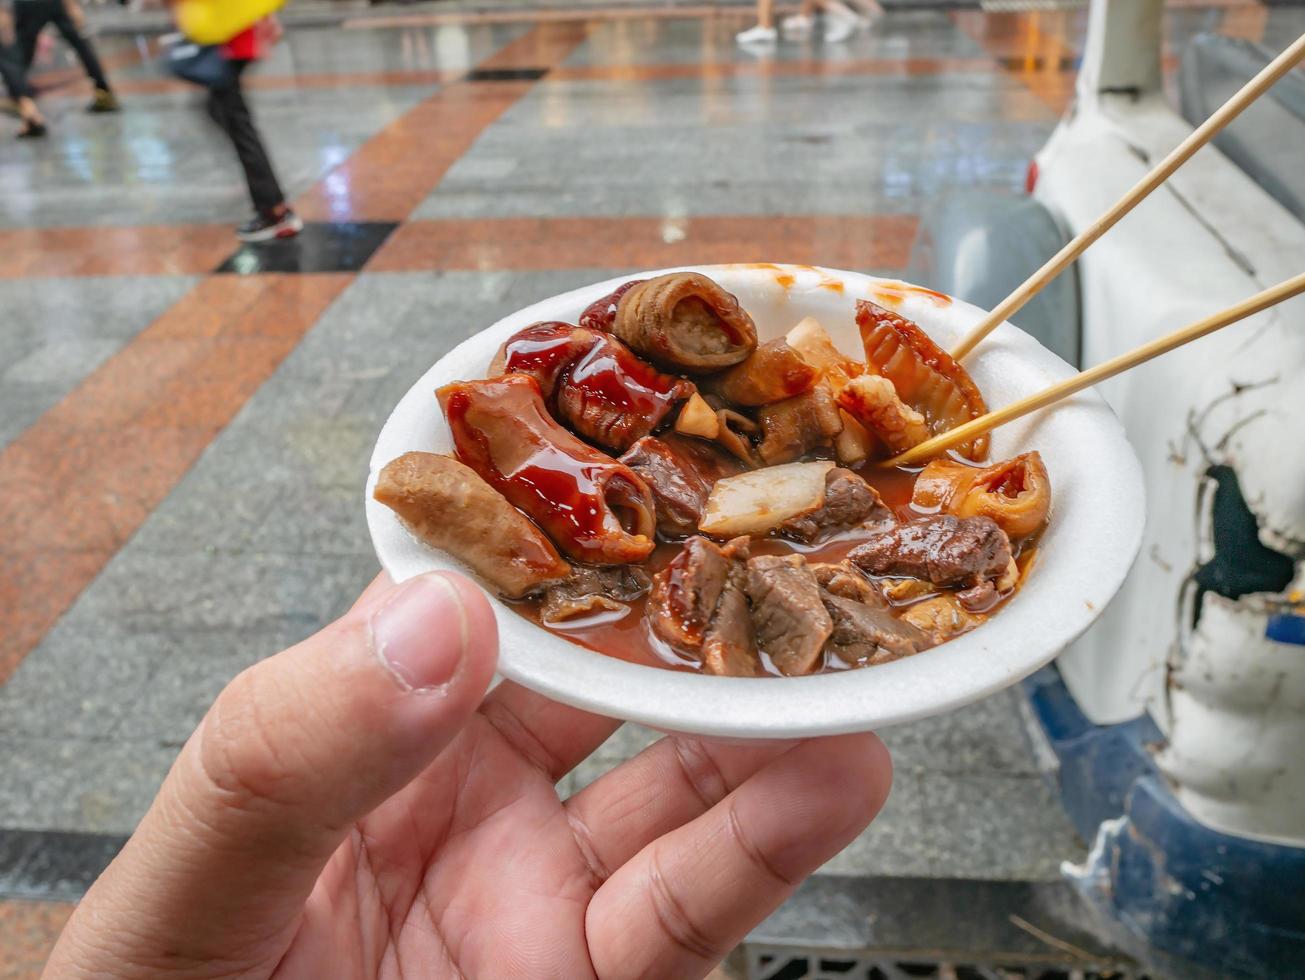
13, 0, 119, 112
736, 0, 777, 47
0, 5, 46, 136
782, 0, 880, 43
204, 15, 301, 242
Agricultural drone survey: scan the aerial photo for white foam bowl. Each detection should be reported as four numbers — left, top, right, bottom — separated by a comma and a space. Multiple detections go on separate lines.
366, 264, 1144, 738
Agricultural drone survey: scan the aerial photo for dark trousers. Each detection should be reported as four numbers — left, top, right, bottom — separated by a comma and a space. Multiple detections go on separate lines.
15, 0, 112, 92
0, 41, 35, 100
206, 60, 286, 214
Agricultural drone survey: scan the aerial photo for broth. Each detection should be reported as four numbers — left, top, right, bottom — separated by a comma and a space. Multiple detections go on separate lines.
511, 459, 1016, 674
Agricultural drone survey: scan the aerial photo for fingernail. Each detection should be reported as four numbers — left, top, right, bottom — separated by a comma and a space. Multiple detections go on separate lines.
370, 574, 467, 692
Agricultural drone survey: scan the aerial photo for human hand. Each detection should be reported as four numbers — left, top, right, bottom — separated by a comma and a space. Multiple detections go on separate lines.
44, 572, 891, 979
259, 15, 284, 47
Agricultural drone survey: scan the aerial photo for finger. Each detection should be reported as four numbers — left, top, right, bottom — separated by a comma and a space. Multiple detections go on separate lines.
586, 734, 891, 980
477, 680, 621, 781
565, 736, 795, 880
45, 572, 498, 976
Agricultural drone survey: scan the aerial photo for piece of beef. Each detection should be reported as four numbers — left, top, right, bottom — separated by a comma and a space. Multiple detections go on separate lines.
811, 561, 883, 605
755, 384, 843, 465
821, 593, 928, 667
780, 468, 895, 543
541, 565, 651, 625
620, 434, 744, 537
647, 536, 731, 651
848, 515, 1012, 587
702, 564, 760, 677
745, 554, 832, 676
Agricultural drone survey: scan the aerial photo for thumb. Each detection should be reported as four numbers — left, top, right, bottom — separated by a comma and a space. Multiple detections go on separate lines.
47, 571, 497, 977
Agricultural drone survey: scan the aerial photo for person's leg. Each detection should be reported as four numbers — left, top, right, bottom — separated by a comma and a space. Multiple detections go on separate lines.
210, 63, 286, 213
783, 0, 818, 36
0, 38, 46, 135
737, 0, 778, 45
208, 62, 299, 240
49, 2, 115, 96
844, 0, 882, 17
15, 1, 54, 68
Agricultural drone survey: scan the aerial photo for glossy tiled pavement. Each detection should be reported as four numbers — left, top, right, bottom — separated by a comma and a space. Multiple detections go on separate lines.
2, 4, 1300, 974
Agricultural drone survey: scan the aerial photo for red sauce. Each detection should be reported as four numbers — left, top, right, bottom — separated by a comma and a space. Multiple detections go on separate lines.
578, 279, 643, 332
872, 282, 953, 307
567, 334, 685, 422
500, 322, 590, 396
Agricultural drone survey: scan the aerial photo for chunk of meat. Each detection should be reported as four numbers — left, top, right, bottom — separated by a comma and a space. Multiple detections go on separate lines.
822, 593, 929, 667
857, 300, 988, 461
745, 555, 832, 676
702, 564, 760, 677
836, 374, 929, 457
811, 561, 883, 605
779, 468, 894, 543
540, 565, 651, 625
490, 321, 592, 399
578, 279, 645, 333
912, 452, 1051, 541
848, 515, 1012, 587
495, 321, 692, 453
554, 332, 694, 452
613, 272, 758, 373
620, 434, 744, 537
437, 374, 656, 565
706, 339, 817, 406
900, 595, 987, 645
756, 383, 844, 465
714, 408, 761, 466
647, 536, 731, 652
374, 452, 571, 598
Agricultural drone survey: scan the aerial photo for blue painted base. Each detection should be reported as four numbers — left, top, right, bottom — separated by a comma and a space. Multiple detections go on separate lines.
1021, 666, 1305, 979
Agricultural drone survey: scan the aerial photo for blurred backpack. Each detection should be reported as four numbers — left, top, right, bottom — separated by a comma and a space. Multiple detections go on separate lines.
176, 0, 285, 45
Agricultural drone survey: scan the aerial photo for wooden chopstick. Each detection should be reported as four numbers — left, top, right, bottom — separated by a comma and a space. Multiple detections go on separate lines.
949, 30, 1305, 362
882, 271, 1305, 468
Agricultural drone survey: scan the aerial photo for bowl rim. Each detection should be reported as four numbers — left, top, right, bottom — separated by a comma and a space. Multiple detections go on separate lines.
365, 263, 1145, 738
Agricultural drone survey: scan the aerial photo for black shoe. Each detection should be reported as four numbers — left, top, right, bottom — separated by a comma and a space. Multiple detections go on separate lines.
16, 120, 48, 139
87, 88, 120, 113
236, 209, 304, 243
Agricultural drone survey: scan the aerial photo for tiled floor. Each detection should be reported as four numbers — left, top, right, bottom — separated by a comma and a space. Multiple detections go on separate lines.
2, 3, 1300, 974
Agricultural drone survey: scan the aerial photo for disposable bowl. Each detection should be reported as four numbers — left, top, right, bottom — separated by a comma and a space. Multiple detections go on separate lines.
366, 264, 1145, 738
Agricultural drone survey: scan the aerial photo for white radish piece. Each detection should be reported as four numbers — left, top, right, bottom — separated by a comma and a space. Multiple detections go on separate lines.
673, 391, 721, 440
698, 460, 836, 538
785, 316, 853, 375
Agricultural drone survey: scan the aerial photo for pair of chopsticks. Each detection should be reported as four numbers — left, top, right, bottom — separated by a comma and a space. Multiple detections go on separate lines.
883, 32, 1305, 469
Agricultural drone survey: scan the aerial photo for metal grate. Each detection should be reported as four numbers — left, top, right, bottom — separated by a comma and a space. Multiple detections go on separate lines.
744, 945, 1147, 980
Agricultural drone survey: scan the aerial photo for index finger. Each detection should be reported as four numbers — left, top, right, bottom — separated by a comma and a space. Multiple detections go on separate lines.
584, 732, 891, 978
478, 679, 622, 781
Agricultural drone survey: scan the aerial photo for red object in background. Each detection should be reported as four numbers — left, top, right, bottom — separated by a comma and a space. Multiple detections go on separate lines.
1025, 159, 1039, 194
224, 27, 260, 60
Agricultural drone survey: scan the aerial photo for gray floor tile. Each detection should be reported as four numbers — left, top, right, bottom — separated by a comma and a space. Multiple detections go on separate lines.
71, 548, 377, 643
0, 276, 197, 452
113, 633, 269, 744
0, 737, 179, 835
0, 626, 172, 740
911, 771, 1084, 881
879, 688, 1039, 776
